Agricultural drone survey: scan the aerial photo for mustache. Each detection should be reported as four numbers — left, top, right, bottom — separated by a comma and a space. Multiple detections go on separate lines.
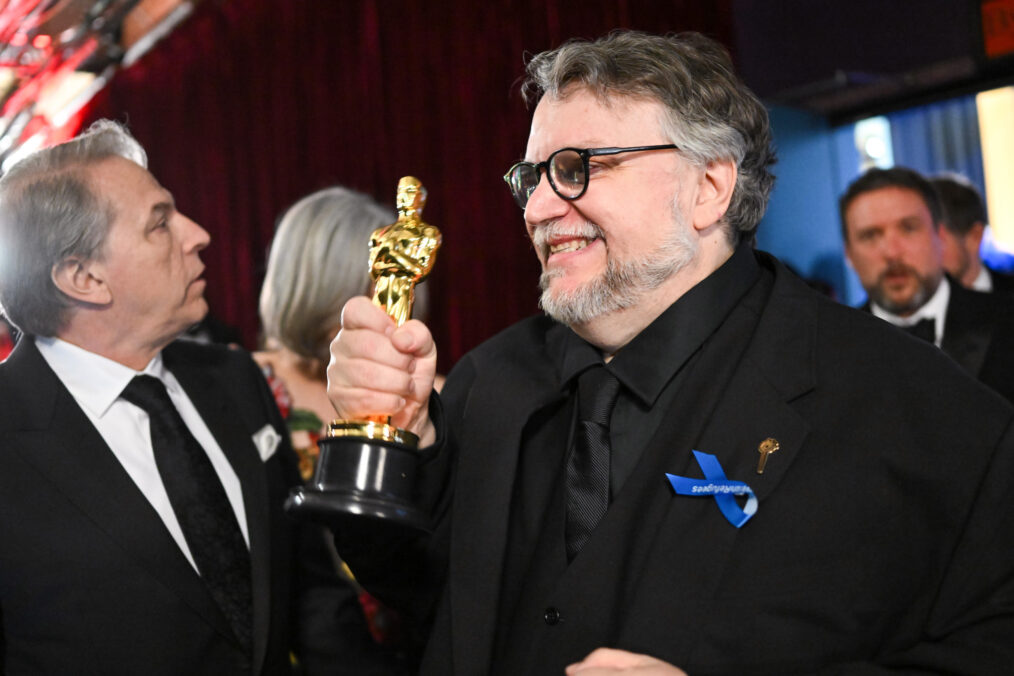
877, 262, 919, 283
531, 220, 603, 258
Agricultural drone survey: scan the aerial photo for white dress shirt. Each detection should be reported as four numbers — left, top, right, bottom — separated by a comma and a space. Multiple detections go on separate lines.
871, 276, 950, 347
36, 336, 249, 571
973, 266, 993, 293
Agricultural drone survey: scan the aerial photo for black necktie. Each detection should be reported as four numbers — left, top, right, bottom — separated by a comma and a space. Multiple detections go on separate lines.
120, 375, 252, 655
565, 365, 620, 561
902, 317, 935, 343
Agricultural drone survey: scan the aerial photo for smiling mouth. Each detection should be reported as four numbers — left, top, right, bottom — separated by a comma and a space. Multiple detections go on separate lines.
549, 238, 593, 255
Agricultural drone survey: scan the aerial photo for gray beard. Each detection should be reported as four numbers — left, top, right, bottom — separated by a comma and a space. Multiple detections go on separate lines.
538, 210, 698, 326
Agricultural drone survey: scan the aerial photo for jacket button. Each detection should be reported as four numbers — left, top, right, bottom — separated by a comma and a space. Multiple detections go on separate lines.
544, 607, 561, 625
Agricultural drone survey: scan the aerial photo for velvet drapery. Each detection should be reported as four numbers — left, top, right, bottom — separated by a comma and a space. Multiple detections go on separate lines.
84, 0, 732, 371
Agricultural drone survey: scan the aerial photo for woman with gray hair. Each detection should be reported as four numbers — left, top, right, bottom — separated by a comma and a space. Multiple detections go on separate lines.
255, 186, 425, 667
256, 185, 423, 477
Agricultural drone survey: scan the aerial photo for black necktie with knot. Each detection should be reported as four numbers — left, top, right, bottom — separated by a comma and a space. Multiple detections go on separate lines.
565, 364, 621, 561
902, 317, 935, 343
120, 374, 252, 656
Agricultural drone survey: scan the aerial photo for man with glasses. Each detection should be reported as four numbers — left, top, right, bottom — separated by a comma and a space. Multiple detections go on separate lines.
327, 31, 1014, 675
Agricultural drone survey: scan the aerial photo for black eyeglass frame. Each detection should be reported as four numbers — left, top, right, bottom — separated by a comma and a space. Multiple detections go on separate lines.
503, 144, 679, 209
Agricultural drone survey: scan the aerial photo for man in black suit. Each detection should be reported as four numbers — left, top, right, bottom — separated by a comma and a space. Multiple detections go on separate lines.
326, 32, 1014, 674
931, 174, 1014, 296
0, 121, 388, 675
841, 166, 1014, 403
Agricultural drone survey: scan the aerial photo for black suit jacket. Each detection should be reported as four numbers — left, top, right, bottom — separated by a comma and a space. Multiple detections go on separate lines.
339, 252, 1014, 675
862, 280, 1014, 404
940, 281, 1014, 403
986, 264, 1014, 297
0, 339, 376, 675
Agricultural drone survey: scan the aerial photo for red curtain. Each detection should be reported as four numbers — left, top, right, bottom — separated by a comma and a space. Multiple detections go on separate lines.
85, 0, 732, 371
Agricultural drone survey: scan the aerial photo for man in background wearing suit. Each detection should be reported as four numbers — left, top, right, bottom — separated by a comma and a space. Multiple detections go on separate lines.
326, 32, 1014, 675
841, 166, 1014, 403
931, 173, 1014, 295
0, 121, 388, 675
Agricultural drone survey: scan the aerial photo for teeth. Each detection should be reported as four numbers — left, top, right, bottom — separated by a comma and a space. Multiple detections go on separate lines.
549, 239, 589, 254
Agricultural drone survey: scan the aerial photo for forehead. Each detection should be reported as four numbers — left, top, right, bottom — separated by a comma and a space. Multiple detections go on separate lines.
526, 88, 665, 156
846, 186, 933, 229
86, 155, 165, 211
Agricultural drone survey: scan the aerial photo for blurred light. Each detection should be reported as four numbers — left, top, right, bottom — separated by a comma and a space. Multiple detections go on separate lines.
864, 136, 888, 160
977, 86, 1014, 251
1, 131, 45, 173
31, 35, 51, 50
854, 116, 894, 170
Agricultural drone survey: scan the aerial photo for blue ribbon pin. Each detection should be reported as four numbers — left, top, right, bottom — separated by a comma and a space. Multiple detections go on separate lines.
666, 450, 758, 528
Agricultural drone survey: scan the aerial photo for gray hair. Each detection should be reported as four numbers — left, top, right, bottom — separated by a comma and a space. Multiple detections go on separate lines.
522, 30, 776, 243
259, 186, 422, 367
0, 119, 147, 336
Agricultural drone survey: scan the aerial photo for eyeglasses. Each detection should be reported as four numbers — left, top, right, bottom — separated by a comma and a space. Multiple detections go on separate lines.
503, 144, 679, 209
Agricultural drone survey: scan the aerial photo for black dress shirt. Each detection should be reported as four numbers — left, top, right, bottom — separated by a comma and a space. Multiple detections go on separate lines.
556, 244, 761, 494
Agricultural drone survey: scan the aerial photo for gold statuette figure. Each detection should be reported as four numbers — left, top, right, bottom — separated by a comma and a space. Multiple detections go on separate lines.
286, 176, 441, 532
368, 176, 442, 326
328, 176, 442, 447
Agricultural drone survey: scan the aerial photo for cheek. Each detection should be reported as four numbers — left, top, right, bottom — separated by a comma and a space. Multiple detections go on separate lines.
849, 250, 883, 281
939, 245, 958, 267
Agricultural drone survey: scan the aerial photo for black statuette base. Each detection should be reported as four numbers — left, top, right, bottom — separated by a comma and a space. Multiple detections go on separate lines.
285, 436, 430, 533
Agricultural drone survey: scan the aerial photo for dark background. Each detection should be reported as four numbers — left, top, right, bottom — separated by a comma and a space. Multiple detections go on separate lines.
83, 0, 734, 372
83, 0, 1008, 370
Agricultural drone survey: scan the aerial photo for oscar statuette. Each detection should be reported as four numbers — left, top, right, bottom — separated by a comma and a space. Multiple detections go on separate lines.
285, 176, 441, 532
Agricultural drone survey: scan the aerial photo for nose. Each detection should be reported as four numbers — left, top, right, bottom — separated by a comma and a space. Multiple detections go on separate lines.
523, 171, 570, 229
181, 214, 211, 252
881, 228, 903, 259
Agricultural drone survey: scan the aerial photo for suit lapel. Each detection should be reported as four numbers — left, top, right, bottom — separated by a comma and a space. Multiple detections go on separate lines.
163, 347, 272, 673
449, 326, 565, 676
4, 340, 235, 641
704, 259, 816, 501
639, 258, 814, 656
609, 254, 814, 542
941, 283, 993, 377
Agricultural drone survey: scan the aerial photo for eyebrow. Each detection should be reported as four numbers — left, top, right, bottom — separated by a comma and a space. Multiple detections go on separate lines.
146, 200, 175, 227
151, 198, 175, 216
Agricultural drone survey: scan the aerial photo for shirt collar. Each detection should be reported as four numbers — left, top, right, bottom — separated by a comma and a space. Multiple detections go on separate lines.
35, 336, 167, 417
972, 266, 992, 292
557, 243, 761, 405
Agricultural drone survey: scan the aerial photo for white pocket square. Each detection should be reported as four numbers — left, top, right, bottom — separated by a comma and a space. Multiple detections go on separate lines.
252, 424, 282, 461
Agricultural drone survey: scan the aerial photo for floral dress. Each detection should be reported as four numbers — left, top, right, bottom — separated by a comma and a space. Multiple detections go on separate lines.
260, 364, 410, 648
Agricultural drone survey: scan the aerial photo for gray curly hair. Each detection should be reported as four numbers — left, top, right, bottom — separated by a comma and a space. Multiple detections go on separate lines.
522, 30, 776, 243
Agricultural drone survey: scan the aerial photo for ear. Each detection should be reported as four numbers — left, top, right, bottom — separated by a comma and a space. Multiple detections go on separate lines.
692, 158, 737, 232
51, 257, 112, 305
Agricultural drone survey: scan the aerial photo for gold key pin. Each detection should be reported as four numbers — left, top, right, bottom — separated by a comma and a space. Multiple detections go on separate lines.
756, 438, 780, 474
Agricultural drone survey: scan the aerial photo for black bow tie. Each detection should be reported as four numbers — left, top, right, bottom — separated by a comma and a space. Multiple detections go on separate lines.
901, 317, 935, 343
